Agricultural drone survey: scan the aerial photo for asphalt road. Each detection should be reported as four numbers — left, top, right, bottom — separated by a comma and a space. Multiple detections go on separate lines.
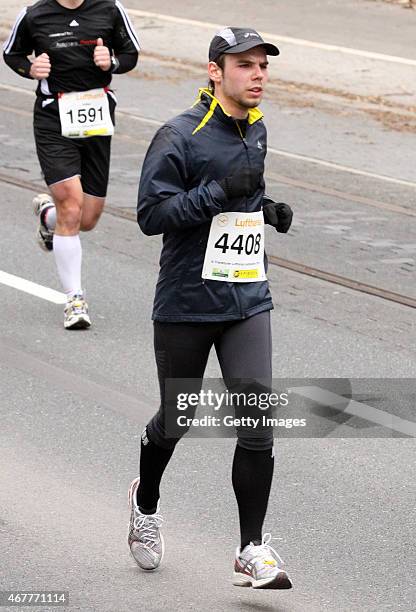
0, 1, 415, 611
127, 0, 416, 58
1, 183, 415, 612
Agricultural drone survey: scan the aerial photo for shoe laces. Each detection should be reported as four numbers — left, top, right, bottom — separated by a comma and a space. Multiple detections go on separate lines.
246, 533, 284, 566
65, 294, 86, 313
133, 510, 163, 548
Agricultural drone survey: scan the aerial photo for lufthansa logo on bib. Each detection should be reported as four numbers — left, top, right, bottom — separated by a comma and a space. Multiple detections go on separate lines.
217, 214, 229, 227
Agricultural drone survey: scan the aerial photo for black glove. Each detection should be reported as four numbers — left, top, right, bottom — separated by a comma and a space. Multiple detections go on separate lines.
218, 167, 261, 200
263, 201, 293, 233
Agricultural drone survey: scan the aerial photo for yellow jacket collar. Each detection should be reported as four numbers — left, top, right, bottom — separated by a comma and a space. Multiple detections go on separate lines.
195, 88, 264, 125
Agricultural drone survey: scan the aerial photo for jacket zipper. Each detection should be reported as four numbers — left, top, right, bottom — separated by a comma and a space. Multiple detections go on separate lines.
234, 120, 251, 211
234, 120, 251, 318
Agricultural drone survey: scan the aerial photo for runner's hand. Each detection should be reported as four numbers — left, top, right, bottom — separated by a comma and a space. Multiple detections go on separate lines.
29, 53, 51, 80
263, 201, 293, 233
218, 168, 261, 200
94, 37, 111, 71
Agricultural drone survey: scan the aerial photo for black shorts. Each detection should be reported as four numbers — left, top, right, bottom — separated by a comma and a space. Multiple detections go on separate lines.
33, 93, 116, 197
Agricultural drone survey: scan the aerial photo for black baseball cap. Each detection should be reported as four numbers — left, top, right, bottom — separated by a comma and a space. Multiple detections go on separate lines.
209, 27, 279, 62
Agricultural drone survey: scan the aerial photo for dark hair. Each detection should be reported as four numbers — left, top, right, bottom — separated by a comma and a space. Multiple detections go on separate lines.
208, 54, 226, 92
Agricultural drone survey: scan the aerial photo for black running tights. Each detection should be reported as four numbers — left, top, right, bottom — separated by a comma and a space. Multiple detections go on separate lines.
137, 312, 275, 548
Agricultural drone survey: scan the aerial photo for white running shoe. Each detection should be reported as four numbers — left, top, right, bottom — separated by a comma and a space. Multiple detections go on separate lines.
63, 294, 91, 330
128, 477, 164, 570
233, 533, 293, 589
33, 193, 54, 252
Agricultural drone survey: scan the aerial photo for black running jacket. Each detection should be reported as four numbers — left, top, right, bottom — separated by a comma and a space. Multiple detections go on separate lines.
137, 89, 275, 322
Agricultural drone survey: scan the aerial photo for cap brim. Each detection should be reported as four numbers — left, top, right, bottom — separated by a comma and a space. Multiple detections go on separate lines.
224, 40, 280, 57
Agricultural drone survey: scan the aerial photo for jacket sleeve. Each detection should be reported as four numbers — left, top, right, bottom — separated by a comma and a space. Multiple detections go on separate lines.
3, 8, 33, 80
262, 194, 275, 206
137, 125, 227, 236
262, 192, 277, 225
111, 1, 140, 74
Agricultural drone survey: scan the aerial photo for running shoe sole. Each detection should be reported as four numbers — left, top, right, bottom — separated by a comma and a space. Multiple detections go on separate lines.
64, 313, 91, 330
233, 570, 293, 589
35, 228, 53, 252
33, 194, 54, 252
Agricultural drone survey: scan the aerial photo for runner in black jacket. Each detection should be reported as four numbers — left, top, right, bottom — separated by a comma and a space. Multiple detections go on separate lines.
129, 27, 294, 590
3, 0, 139, 329
138, 89, 276, 322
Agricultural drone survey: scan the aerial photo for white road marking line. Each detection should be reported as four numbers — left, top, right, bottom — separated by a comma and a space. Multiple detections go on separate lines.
267, 148, 416, 189
0, 270, 66, 304
290, 386, 416, 437
126, 8, 416, 66
118, 110, 162, 127
1, 83, 415, 189
115, 111, 416, 190
0, 83, 32, 95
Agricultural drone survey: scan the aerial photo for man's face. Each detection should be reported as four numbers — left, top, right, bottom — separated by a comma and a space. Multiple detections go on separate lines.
215, 47, 269, 111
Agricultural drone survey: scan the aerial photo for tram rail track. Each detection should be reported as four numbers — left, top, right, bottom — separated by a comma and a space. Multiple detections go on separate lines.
1, 170, 414, 310
1, 83, 415, 219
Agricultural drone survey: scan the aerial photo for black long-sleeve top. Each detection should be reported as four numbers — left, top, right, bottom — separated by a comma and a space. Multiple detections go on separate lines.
3, 0, 140, 95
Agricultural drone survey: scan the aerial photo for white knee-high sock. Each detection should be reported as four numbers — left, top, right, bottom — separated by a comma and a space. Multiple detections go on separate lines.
53, 234, 82, 297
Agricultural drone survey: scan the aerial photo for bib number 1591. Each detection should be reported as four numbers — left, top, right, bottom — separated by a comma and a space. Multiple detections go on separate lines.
58, 88, 114, 138
66, 107, 104, 125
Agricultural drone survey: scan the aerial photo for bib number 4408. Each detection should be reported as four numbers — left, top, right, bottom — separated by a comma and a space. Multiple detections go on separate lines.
214, 232, 261, 255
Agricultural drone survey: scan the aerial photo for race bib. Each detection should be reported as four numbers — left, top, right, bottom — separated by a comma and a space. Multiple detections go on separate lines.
58, 88, 114, 138
202, 211, 266, 282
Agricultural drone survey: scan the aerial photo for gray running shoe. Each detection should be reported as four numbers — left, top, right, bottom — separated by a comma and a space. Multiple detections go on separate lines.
128, 477, 164, 570
64, 294, 91, 330
233, 533, 293, 589
33, 193, 54, 252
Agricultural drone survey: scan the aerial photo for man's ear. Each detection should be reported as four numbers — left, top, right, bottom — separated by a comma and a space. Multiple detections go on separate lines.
207, 61, 223, 85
